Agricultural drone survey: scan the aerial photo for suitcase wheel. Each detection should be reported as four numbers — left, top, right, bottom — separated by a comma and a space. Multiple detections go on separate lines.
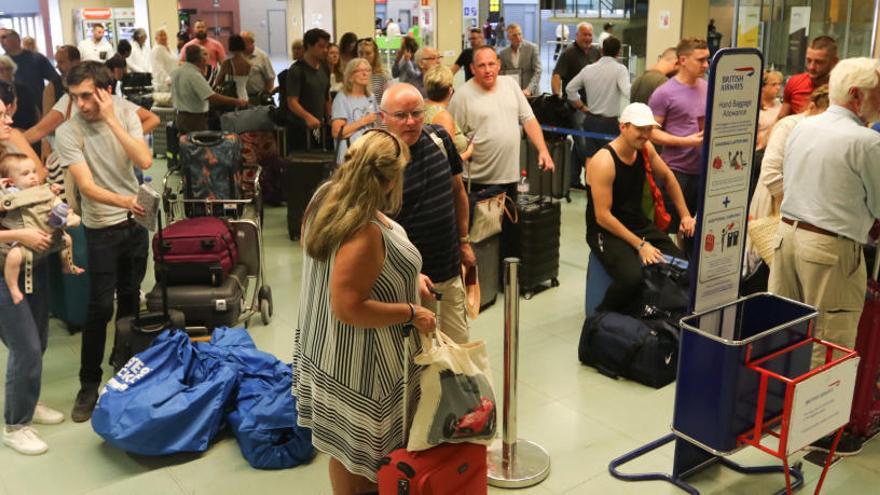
259, 286, 273, 325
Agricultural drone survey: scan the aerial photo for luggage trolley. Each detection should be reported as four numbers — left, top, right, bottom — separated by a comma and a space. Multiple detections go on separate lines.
161, 131, 273, 329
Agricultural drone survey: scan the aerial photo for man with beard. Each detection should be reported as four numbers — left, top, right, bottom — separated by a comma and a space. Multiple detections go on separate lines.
77, 24, 114, 62
777, 36, 838, 120
179, 20, 227, 77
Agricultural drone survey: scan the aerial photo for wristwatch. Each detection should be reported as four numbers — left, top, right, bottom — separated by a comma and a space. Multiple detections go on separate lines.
460, 235, 471, 244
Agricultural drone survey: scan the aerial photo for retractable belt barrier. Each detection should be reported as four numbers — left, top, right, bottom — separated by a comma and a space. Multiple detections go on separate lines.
539, 124, 617, 142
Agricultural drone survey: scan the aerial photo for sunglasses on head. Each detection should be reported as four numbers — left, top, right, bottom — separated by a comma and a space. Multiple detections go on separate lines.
364, 128, 402, 158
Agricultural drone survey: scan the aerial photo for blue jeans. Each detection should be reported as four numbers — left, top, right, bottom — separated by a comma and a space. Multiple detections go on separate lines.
0, 261, 49, 427
81, 222, 148, 384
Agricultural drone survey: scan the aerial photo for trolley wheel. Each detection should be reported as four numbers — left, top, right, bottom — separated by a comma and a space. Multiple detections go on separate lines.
259, 286, 274, 317
565, 194, 572, 203
551, 278, 560, 287
260, 299, 271, 325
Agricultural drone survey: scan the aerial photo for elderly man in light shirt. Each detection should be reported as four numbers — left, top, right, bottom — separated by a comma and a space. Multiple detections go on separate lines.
240, 31, 275, 98
769, 57, 880, 456
565, 35, 631, 175
126, 28, 151, 73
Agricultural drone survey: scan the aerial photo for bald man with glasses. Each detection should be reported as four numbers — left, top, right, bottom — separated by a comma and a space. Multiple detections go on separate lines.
380, 83, 473, 343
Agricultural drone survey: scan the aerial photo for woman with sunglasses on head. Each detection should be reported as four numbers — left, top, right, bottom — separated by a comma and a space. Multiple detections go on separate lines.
331, 58, 378, 164
357, 38, 391, 106
294, 130, 436, 494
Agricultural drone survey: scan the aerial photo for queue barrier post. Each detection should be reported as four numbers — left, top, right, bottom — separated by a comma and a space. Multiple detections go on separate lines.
487, 258, 551, 488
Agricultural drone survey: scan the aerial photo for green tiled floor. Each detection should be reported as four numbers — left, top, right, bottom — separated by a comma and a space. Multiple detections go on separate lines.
1, 159, 878, 494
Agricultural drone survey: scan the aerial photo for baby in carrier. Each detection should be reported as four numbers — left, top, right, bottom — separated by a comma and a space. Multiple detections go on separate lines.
0, 153, 83, 304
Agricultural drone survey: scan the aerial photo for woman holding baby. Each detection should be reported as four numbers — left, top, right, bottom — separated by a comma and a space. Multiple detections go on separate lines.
0, 88, 66, 457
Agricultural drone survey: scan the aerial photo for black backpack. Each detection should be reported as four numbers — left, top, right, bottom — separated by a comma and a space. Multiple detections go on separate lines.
578, 312, 680, 389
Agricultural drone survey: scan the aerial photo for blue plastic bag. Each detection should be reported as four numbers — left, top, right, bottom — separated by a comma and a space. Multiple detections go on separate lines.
91, 331, 239, 456
205, 327, 314, 469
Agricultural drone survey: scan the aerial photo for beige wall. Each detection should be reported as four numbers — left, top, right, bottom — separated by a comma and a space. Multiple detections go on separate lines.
147, 0, 178, 41
435, 0, 462, 65
646, 0, 683, 65
61, 0, 132, 45
681, 0, 709, 40
334, 0, 374, 41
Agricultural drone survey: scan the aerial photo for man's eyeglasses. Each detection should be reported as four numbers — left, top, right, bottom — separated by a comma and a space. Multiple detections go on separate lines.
382, 109, 425, 121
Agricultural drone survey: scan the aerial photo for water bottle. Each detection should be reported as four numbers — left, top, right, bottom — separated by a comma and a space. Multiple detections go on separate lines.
517, 169, 530, 205
135, 176, 161, 231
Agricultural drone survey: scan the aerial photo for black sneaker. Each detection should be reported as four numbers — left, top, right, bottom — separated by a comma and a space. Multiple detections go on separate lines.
70, 384, 100, 423
805, 432, 864, 457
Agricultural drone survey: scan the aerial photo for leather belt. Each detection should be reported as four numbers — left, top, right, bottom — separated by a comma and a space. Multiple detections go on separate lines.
781, 217, 840, 238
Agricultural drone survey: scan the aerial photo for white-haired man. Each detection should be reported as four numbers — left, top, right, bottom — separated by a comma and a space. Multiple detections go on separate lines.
769, 57, 880, 456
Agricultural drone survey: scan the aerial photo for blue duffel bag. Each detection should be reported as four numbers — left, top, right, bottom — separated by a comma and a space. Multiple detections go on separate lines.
203, 327, 314, 469
91, 331, 239, 456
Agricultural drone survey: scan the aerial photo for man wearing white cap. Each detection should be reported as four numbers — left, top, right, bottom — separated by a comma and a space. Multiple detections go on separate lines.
586, 103, 695, 313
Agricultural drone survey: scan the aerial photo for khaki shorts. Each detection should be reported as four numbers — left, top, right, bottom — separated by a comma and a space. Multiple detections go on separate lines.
423, 275, 469, 344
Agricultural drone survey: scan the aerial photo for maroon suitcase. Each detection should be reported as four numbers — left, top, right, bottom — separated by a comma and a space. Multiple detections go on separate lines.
152, 217, 239, 287
377, 292, 489, 495
850, 255, 880, 439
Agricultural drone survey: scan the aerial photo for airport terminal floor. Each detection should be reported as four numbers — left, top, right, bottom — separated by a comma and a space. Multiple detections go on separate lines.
0, 156, 877, 494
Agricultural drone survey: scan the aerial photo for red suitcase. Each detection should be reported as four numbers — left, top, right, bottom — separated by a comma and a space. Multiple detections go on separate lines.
152, 217, 239, 287
378, 293, 488, 495
850, 254, 880, 439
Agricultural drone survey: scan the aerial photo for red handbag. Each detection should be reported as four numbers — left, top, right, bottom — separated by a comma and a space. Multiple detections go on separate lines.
642, 147, 672, 232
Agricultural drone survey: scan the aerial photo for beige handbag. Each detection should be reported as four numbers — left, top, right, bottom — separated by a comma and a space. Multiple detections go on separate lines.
748, 214, 781, 266
466, 162, 517, 244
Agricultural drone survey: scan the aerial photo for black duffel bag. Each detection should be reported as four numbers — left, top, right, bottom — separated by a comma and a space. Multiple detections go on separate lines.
640, 258, 690, 319
578, 312, 680, 389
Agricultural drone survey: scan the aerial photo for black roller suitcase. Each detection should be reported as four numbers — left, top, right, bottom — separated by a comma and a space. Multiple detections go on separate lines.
522, 137, 572, 202
286, 128, 334, 240
473, 234, 500, 309
146, 264, 248, 330
517, 172, 561, 298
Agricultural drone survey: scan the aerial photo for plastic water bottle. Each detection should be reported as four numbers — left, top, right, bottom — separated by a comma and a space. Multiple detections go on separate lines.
135, 176, 161, 231
517, 169, 530, 205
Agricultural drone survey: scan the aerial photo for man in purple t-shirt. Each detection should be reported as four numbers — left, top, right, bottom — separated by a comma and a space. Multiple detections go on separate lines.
648, 37, 709, 254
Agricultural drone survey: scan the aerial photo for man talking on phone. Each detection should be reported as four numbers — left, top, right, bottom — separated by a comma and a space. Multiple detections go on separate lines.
55, 61, 152, 422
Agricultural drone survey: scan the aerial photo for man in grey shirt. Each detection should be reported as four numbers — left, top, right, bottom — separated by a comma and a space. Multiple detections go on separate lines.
171, 45, 247, 133
449, 46, 554, 258
55, 62, 153, 423
566, 36, 631, 174
769, 57, 880, 456
241, 31, 275, 98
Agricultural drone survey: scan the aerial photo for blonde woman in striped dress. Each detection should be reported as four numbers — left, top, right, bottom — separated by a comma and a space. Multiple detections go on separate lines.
294, 129, 437, 494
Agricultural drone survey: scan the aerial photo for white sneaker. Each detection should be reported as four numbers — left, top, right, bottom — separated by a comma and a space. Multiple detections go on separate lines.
3, 426, 48, 455
33, 403, 65, 425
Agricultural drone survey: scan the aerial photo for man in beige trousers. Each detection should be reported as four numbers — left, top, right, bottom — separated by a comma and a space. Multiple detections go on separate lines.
769, 57, 880, 456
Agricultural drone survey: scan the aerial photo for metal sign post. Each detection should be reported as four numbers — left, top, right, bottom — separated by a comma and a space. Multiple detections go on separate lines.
487, 258, 551, 488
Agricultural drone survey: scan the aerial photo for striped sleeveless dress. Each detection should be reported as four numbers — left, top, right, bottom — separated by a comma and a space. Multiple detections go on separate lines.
294, 217, 423, 481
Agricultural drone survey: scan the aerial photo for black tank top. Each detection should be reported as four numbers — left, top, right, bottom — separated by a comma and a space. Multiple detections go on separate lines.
586, 144, 650, 234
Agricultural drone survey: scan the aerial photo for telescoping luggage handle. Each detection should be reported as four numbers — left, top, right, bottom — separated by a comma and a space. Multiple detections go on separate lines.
188, 131, 226, 147
401, 288, 443, 445
134, 208, 171, 331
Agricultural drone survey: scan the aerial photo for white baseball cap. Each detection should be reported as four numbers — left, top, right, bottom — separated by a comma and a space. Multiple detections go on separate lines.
619, 103, 661, 127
